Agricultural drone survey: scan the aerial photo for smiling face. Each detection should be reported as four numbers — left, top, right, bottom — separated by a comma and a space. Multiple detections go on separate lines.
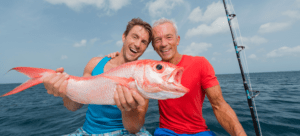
152, 22, 181, 62
122, 25, 150, 62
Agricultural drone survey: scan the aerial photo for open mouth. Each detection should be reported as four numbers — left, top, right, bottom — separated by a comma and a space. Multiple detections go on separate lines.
167, 67, 189, 93
130, 48, 137, 53
172, 67, 183, 84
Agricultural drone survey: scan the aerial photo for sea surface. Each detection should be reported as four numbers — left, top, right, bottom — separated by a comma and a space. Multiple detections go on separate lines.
0, 71, 299, 136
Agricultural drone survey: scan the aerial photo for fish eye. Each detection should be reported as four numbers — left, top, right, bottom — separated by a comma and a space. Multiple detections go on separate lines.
156, 64, 163, 70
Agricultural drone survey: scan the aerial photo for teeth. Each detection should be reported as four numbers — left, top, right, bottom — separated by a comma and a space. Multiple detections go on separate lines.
161, 49, 170, 52
130, 48, 137, 53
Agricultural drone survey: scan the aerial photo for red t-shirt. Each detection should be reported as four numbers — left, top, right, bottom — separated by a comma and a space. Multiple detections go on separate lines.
158, 55, 219, 134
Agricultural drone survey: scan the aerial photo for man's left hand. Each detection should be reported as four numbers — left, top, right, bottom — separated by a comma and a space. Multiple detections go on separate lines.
114, 85, 146, 112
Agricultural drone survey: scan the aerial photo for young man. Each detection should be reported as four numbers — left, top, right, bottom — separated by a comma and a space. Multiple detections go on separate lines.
42, 18, 153, 135
107, 18, 247, 136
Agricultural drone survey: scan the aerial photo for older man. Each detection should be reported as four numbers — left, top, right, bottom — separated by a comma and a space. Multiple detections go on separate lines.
43, 18, 153, 135
108, 18, 247, 136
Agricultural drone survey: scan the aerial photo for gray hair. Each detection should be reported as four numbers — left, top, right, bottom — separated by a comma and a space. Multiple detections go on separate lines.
152, 18, 178, 36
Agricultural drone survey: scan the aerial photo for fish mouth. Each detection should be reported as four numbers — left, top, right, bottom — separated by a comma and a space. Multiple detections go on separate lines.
167, 67, 189, 93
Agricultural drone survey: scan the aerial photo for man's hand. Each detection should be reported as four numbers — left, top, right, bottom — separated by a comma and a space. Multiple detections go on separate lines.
105, 51, 119, 59
114, 85, 146, 112
43, 67, 69, 98
114, 85, 148, 133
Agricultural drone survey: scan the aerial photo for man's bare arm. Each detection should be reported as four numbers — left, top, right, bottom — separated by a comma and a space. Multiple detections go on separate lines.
205, 85, 247, 136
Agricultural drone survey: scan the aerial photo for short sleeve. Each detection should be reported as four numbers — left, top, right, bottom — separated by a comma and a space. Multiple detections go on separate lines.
199, 57, 219, 89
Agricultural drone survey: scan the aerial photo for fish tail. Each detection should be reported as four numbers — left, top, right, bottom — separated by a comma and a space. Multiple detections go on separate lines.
1, 67, 55, 97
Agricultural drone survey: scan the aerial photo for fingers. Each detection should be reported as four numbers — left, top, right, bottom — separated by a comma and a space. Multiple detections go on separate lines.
114, 51, 120, 58
114, 85, 128, 111
117, 85, 132, 111
50, 73, 65, 97
54, 73, 69, 97
114, 87, 124, 111
56, 67, 64, 73
43, 71, 69, 98
114, 85, 142, 112
106, 52, 120, 59
132, 90, 146, 107
122, 86, 138, 109
43, 73, 58, 94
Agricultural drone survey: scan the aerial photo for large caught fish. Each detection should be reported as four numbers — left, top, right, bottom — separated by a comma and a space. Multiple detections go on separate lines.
1, 60, 189, 104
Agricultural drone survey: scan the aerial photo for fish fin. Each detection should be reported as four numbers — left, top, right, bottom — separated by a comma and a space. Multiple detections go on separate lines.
11, 67, 55, 78
102, 76, 135, 88
1, 78, 42, 97
1, 67, 55, 97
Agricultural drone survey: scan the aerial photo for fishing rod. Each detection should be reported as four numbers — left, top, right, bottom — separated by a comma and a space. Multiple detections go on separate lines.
222, 0, 262, 135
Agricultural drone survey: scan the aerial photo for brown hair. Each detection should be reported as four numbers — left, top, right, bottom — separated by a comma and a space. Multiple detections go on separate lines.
124, 18, 152, 45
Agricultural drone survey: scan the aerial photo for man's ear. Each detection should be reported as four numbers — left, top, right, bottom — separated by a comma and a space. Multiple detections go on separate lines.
176, 35, 180, 46
122, 34, 126, 43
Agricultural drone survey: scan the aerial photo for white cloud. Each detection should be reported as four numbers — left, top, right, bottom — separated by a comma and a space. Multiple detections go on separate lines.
282, 10, 300, 19
116, 40, 123, 47
45, 0, 130, 12
146, 0, 184, 18
188, 7, 202, 22
183, 42, 212, 56
61, 55, 68, 59
211, 57, 216, 61
257, 48, 265, 53
296, 0, 300, 8
248, 54, 257, 59
188, 1, 224, 23
73, 39, 87, 47
185, 17, 228, 38
45, 0, 105, 11
226, 43, 235, 52
108, 0, 130, 11
213, 52, 222, 56
90, 38, 99, 45
267, 45, 300, 58
236, 35, 268, 46
258, 22, 291, 34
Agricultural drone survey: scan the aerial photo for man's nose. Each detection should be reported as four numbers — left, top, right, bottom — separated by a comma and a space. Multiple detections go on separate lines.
161, 38, 168, 47
134, 40, 141, 49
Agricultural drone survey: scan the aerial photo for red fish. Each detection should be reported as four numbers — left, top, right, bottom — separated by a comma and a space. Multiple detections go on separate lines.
1, 60, 189, 105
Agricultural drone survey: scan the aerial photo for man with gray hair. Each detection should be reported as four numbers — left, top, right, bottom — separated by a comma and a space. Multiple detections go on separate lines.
108, 18, 246, 136
152, 18, 246, 136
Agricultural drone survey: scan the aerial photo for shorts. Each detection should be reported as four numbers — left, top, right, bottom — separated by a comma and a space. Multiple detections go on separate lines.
154, 128, 216, 136
62, 127, 152, 136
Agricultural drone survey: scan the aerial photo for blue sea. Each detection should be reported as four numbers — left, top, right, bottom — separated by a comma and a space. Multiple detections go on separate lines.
0, 71, 299, 136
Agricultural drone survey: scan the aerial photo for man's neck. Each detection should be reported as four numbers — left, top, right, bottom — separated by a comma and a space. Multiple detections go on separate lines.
163, 53, 183, 65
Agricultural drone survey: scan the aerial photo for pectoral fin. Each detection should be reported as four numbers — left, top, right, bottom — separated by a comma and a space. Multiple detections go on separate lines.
102, 76, 135, 88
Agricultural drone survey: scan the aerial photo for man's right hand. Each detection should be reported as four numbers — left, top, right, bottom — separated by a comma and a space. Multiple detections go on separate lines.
43, 67, 69, 98
105, 51, 119, 59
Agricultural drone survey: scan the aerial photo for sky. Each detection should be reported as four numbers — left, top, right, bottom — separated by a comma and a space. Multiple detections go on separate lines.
1, 0, 300, 83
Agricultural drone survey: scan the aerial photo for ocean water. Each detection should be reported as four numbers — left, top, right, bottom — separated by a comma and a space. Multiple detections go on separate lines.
0, 71, 299, 136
